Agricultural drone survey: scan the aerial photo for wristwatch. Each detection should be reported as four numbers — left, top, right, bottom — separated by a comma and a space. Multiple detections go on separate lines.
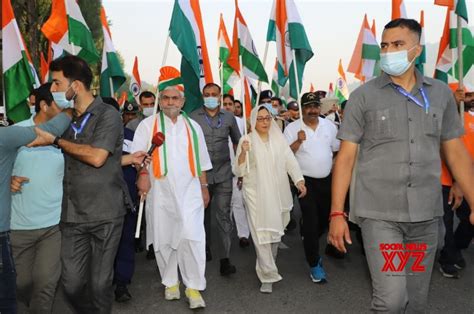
53, 136, 61, 148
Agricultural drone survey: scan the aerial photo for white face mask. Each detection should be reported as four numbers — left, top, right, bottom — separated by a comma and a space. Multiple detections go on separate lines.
142, 107, 155, 117
380, 45, 417, 77
52, 91, 74, 109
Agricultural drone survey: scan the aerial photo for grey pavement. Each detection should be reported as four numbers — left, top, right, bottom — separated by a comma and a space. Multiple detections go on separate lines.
50, 208, 474, 314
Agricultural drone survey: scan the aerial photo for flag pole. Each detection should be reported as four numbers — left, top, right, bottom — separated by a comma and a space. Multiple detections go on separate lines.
109, 77, 114, 99
456, 15, 464, 126
220, 61, 224, 106
1, 74, 7, 123
292, 49, 303, 130
256, 41, 269, 104
135, 31, 171, 239
239, 54, 250, 173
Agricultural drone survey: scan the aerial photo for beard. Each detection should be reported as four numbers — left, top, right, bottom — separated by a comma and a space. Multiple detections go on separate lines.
162, 107, 181, 118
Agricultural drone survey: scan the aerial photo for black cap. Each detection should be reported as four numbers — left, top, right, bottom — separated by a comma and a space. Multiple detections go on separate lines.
314, 90, 327, 99
287, 101, 299, 110
301, 92, 321, 107
259, 90, 273, 103
123, 101, 140, 113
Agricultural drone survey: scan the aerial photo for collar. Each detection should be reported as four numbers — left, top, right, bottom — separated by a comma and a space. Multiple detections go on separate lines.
376, 68, 432, 90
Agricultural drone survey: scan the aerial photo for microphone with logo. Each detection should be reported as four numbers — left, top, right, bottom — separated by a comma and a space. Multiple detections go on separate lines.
135, 131, 165, 238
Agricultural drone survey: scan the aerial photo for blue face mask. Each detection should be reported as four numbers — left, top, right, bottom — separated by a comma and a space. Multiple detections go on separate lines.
380, 46, 417, 77
203, 97, 220, 109
263, 103, 278, 116
52, 91, 73, 109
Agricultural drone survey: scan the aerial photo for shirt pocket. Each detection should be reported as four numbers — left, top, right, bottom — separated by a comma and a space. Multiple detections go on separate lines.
423, 107, 442, 137
365, 108, 397, 140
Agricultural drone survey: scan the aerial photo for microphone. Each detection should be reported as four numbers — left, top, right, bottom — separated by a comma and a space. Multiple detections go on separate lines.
141, 132, 165, 167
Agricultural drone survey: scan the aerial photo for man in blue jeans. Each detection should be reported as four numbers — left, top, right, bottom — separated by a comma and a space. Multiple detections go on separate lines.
0, 110, 71, 313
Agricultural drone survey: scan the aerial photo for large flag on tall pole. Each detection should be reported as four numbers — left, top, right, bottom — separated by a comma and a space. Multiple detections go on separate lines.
41, 0, 100, 64
348, 14, 381, 82
218, 14, 239, 94
99, 6, 126, 98
334, 59, 350, 103
130, 56, 142, 103
227, 0, 268, 83
266, 0, 314, 99
415, 10, 426, 74
434, 1, 474, 82
2, 0, 38, 122
169, 0, 213, 112
391, 0, 407, 20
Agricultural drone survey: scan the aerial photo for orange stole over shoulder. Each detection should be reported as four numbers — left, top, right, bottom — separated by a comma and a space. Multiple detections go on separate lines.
151, 111, 201, 179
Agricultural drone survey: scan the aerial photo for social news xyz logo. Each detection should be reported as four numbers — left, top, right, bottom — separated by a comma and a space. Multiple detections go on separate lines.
380, 243, 427, 273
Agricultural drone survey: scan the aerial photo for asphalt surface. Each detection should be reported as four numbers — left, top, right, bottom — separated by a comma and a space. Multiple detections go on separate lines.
50, 205, 474, 314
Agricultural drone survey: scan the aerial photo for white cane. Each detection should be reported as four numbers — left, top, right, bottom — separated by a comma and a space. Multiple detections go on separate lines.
135, 194, 146, 239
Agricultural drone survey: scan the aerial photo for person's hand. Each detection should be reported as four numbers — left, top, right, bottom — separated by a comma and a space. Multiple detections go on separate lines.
241, 139, 250, 153
27, 127, 55, 147
201, 186, 210, 208
454, 89, 465, 105
296, 180, 307, 198
11, 176, 29, 193
297, 130, 306, 143
328, 215, 352, 253
137, 170, 151, 196
131, 151, 150, 167
449, 183, 464, 210
470, 210, 474, 225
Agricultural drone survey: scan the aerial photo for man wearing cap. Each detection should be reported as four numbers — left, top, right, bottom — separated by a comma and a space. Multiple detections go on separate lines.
126, 91, 156, 131
122, 101, 140, 126
133, 85, 212, 309
259, 90, 273, 106
287, 101, 300, 123
284, 92, 340, 283
329, 19, 474, 312
190, 83, 241, 275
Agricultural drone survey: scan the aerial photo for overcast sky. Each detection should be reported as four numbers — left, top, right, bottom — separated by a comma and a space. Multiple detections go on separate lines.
102, 0, 474, 95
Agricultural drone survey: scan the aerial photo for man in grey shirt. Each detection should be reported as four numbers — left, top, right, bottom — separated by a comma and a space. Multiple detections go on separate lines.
189, 83, 241, 275
0, 111, 71, 313
328, 19, 474, 313
126, 91, 156, 131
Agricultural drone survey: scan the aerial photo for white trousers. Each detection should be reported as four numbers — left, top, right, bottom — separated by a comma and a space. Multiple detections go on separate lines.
154, 239, 206, 290
231, 177, 250, 238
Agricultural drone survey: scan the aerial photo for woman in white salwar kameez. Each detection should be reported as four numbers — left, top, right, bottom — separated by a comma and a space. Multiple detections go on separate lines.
233, 105, 306, 293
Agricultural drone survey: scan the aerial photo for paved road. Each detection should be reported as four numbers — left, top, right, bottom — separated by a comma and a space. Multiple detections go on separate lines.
51, 209, 474, 314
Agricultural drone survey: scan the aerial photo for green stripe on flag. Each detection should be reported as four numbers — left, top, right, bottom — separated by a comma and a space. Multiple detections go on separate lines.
68, 17, 99, 64
100, 52, 126, 97
455, 0, 468, 22
159, 77, 183, 91
434, 69, 449, 83
362, 44, 381, 60
240, 45, 268, 82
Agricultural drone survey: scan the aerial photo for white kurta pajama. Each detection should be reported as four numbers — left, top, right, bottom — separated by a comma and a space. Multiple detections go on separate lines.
233, 106, 303, 284
132, 114, 212, 290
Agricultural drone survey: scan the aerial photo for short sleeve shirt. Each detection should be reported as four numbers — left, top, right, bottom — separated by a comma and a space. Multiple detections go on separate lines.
338, 70, 464, 222
189, 107, 241, 184
61, 97, 128, 223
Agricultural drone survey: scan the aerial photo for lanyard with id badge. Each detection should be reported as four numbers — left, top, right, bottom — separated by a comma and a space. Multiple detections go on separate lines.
71, 112, 92, 139
391, 83, 430, 114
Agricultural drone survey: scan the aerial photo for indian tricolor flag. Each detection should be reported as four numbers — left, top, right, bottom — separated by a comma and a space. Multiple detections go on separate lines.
391, 0, 407, 20
99, 6, 126, 97
218, 14, 239, 94
434, 0, 474, 82
130, 57, 142, 103
41, 0, 99, 64
266, 0, 313, 99
335, 59, 350, 103
169, 0, 213, 113
348, 14, 381, 81
227, 0, 268, 83
415, 10, 426, 74
2, 0, 38, 122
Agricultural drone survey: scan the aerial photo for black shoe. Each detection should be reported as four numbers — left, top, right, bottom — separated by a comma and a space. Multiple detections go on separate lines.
286, 218, 297, 231
206, 246, 212, 262
146, 244, 155, 260
115, 285, 132, 302
454, 257, 466, 270
135, 238, 144, 253
325, 243, 346, 259
439, 263, 460, 279
220, 258, 236, 276
239, 237, 250, 248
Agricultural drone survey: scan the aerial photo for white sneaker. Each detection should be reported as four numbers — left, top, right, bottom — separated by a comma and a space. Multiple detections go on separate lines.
260, 283, 273, 293
185, 288, 206, 309
164, 283, 180, 300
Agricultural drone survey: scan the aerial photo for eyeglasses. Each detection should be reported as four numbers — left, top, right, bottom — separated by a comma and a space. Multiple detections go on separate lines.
160, 95, 181, 102
256, 116, 272, 122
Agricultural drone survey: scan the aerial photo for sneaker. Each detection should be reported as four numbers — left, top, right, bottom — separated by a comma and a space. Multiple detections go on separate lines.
260, 283, 273, 294
185, 288, 206, 309
114, 285, 132, 303
310, 258, 327, 283
164, 283, 180, 300
454, 257, 466, 270
220, 258, 237, 276
439, 264, 460, 279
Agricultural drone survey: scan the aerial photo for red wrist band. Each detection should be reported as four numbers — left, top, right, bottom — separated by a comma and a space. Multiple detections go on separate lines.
329, 211, 348, 221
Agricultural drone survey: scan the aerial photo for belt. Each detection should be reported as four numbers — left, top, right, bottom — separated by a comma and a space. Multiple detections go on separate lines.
0, 231, 10, 237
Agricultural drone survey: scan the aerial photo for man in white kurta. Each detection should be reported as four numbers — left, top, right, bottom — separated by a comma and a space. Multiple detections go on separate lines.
131, 87, 212, 308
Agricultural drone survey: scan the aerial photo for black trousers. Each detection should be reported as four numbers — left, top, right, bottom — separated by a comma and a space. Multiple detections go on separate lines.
440, 185, 474, 265
61, 217, 123, 314
114, 211, 137, 286
299, 174, 332, 267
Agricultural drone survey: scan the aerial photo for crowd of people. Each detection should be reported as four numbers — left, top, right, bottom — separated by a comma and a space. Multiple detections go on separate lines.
0, 18, 473, 313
